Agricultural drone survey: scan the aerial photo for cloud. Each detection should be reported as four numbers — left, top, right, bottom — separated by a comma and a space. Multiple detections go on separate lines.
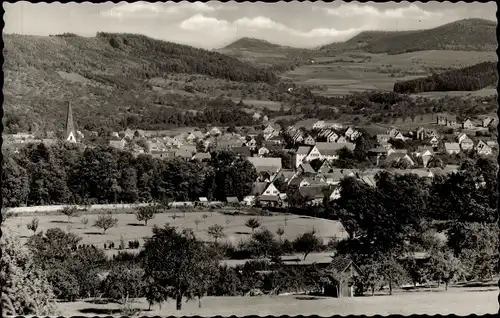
316, 3, 440, 20
102, 2, 215, 19
179, 14, 361, 41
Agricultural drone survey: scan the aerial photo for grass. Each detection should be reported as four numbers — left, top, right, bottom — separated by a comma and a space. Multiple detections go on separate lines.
237, 99, 286, 111
55, 285, 497, 316
4, 211, 346, 250
283, 51, 497, 97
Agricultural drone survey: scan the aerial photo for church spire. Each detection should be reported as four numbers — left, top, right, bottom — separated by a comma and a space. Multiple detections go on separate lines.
65, 101, 77, 143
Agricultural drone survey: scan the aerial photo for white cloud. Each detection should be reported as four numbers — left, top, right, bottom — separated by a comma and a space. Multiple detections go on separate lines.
180, 14, 361, 41
102, 2, 215, 19
179, 13, 233, 34
317, 3, 440, 20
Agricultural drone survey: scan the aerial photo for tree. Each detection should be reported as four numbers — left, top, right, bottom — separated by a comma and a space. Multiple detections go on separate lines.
61, 206, 79, 223
80, 217, 89, 229
250, 228, 280, 258
27, 217, 39, 235
142, 224, 220, 310
428, 251, 464, 290
135, 204, 157, 226
359, 261, 384, 296
45, 267, 80, 301
102, 265, 145, 304
276, 227, 285, 241
1, 231, 57, 315
293, 230, 322, 260
93, 213, 118, 234
207, 224, 225, 244
378, 255, 409, 295
245, 218, 261, 233
194, 218, 201, 231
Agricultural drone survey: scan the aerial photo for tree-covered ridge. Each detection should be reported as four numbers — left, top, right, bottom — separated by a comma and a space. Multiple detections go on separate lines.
364, 19, 497, 54
393, 61, 498, 94
221, 37, 289, 51
5, 33, 278, 84
318, 19, 497, 55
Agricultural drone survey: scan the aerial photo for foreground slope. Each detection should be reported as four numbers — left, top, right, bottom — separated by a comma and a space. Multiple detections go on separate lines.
3, 33, 279, 132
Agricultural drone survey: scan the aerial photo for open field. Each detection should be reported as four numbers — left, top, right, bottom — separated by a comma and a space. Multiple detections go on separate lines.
233, 99, 286, 111
283, 51, 497, 97
56, 286, 497, 316
4, 211, 346, 248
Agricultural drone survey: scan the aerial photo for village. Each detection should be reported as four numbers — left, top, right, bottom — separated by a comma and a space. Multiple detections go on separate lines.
3, 102, 498, 209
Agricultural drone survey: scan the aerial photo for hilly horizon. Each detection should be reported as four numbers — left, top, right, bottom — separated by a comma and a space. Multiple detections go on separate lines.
221, 18, 497, 54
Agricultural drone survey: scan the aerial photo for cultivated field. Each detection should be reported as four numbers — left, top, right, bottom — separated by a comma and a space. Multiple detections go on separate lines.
56, 286, 497, 316
5, 211, 346, 249
283, 51, 497, 97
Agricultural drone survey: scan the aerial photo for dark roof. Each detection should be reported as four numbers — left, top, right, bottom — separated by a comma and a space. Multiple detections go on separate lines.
251, 182, 268, 196
300, 163, 316, 174
258, 195, 280, 202
231, 146, 252, 157
298, 186, 326, 200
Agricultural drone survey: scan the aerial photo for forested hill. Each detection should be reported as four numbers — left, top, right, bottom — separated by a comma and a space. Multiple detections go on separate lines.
393, 61, 498, 94
318, 18, 497, 55
5, 32, 278, 84
221, 37, 288, 51
3, 32, 281, 133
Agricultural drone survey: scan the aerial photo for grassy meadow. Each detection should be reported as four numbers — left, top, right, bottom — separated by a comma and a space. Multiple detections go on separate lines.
283, 51, 497, 97
5, 211, 347, 254
56, 285, 497, 316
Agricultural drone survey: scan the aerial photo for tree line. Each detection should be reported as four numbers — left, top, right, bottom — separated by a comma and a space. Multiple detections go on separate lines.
2, 143, 258, 208
393, 62, 497, 94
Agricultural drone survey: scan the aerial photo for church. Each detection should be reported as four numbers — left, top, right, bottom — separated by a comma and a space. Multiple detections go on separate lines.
64, 102, 83, 143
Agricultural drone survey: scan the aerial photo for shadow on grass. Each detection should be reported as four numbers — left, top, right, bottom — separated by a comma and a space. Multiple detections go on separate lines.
295, 296, 325, 300
84, 232, 104, 235
234, 231, 251, 235
20, 235, 31, 239
466, 288, 497, 292
50, 220, 69, 224
127, 223, 145, 227
79, 308, 122, 315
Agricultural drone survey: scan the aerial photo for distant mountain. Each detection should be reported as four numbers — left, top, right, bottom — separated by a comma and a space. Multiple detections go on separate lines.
319, 18, 497, 55
221, 37, 290, 51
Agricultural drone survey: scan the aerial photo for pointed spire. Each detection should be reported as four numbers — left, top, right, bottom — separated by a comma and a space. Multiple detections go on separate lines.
65, 101, 77, 143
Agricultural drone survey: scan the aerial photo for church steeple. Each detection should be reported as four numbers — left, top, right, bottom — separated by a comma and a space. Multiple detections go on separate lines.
65, 101, 77, 143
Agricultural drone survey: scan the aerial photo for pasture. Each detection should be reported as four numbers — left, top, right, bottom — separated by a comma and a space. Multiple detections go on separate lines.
56, 286, 497, 316
284, 51, 497, 97
235, 99, 286, 111
4, 211, 346, 250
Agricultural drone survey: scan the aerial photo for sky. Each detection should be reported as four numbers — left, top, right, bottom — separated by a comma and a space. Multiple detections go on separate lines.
4, 1, 497, 49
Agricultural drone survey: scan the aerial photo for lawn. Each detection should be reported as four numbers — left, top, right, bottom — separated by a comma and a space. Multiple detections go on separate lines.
55, 286, 497, 316
4, 211, 346, 249
236, 99, 286, 111
283, 50, 497, 97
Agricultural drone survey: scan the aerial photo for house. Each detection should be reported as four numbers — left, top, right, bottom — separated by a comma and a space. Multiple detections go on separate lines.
344, 127, 356, 139
475, 140, 493, 155
383, 153, 415, 167
209, 127, 222, 136
294, 146, 313, 168
265, 135, 282, 145
387, 128, 400, 138
315, 142, 355, 161
303, 135, 316, 146
313, 121, 327, 130
321, 256, 362, 298
336, 136, 348, 144
460, 138, 474, 151
482, 117, 495, 128
299, 163, 316, 175
462, 118, 474, 129
257, 183, 282, 207
457, 133, 468, 144
274, 169, 297, 184
252, 113, 262, 121
304, 145, 323, 162
392, 132, 406, 141
377, 134, 391, 144
486, 141, 497, 149
437, 115, 447, 126
246, 127, 259, 137
444, 142, 461, 155
327, 132, 339, 143
415, 127, 426, 140
298, 185, 327, 206
175, 147, 196, 160
246, 157, 282, 175
226, 197, 240, 205
257, 146, 270, 157
109, 139, 126, 151
446, 119, 458, 128
192, 152, 211, 161
216, 139, 244, 150
231, 146, 252, 157
429, 136, 439, 147
316, 160, 332, 174
263, 124, 278, 135
414, 146, 434, 167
